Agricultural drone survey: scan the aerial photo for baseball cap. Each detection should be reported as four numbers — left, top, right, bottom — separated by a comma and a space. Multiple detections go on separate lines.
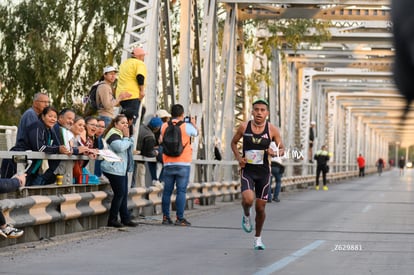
310, 121, 316, 125
156, 109, 171, 118
148, 117, 163, 128
252, 98, 269, 106
132, 47, 147, 57
103, 65, 118, 74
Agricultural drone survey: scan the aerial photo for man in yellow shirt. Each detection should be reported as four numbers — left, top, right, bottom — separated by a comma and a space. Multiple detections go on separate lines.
116, 47, 147, 124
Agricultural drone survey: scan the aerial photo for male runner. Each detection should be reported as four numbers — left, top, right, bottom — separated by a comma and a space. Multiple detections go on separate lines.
231, 98, 284, 250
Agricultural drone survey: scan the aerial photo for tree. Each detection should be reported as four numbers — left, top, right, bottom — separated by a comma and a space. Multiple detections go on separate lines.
0, 0, 129, 125
244, 18, 331, 97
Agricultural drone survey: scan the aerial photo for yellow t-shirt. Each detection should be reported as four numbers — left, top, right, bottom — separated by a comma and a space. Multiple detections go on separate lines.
116, 58, 147, 100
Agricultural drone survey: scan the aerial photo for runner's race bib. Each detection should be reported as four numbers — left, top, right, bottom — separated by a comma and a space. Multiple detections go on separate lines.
245, 150, 265, 165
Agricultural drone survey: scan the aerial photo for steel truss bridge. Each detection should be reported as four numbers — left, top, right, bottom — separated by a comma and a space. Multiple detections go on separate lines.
122, 0, 410, 181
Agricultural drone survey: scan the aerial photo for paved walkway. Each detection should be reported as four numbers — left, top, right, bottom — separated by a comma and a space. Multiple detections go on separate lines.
1, 168, 414, 275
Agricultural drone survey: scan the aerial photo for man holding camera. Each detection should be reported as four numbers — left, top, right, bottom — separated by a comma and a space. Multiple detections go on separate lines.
159, 104, 198, 226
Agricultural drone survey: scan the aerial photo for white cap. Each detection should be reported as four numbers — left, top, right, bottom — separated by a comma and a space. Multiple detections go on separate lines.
310, 121, 316, 125
103, 65, 118, 74
156, 109, 171, 118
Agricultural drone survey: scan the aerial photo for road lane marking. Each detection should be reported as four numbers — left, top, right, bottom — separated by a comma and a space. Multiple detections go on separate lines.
254, 240, 326, 275
362, 205, 372, 213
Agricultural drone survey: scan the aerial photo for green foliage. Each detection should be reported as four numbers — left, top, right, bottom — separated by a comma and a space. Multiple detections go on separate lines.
246, 18, 331, 57
244, 18, 331, 96
0, 0, 129, 125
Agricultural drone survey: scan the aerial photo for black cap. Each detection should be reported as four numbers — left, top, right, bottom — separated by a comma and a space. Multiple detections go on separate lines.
252, 98, 269, 106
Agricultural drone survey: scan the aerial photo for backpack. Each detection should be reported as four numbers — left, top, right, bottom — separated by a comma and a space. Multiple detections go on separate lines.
83, 82, 102, 116
162, 121, 185, 157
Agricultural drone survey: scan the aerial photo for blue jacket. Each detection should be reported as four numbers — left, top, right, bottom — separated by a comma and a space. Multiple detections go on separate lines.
12, 119, 61, 175
101, 128, 133, 176
0, 178, 20, 194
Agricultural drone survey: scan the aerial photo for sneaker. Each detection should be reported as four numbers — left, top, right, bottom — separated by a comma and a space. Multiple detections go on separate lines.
242, 214, 253, 233
323, 185, 328, 191
175, 218, 191, 226
123, 220, 139, 227
272, 198, 280, 202
152, 180, 163, 188
315, 185, 320, 191
162, 215, 173, 225
1, 224, 24, 239
107, 221, 123, 228
254, 237, 266, 250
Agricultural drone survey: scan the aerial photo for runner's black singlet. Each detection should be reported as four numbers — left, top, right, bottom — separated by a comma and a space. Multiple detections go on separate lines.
241, 121, 272, 199
242, 121, 271, 173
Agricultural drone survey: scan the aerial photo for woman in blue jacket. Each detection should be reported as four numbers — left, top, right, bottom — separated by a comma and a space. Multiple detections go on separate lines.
101, 114, 138, 228
2, 106, 71, 185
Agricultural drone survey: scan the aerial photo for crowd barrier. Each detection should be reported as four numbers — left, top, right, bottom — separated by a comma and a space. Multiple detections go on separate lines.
1, 150, 372, 247
1, 165, 362, 247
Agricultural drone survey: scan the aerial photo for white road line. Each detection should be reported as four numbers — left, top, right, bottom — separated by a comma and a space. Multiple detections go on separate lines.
362, 204, 372, 213
254, 240, 326, 275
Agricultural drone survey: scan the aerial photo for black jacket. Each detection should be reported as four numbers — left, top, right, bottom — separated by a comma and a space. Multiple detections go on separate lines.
12, 119, 60, 174
314, 149, 330, 167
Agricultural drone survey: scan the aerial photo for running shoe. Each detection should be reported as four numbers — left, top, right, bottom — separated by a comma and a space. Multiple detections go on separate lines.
254, 237, 266, 250
323, 185, 328, 191
315, 185, 320, 191
242, 214, 253, 233
1, 224, 24, 239
175, 218, 191, 226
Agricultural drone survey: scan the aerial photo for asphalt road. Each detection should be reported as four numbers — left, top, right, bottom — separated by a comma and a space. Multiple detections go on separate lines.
1, 168, 414, 275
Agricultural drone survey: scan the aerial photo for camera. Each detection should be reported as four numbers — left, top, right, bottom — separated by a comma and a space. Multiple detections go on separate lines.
184, 116, 190, 123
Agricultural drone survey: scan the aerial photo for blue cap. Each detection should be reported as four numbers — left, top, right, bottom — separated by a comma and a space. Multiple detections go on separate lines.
148, 117, 163, 128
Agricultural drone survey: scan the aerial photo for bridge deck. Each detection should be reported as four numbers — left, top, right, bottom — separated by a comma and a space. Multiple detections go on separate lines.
1, 168, 412, 274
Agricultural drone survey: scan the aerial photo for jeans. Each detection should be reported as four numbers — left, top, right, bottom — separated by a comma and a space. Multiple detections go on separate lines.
26, 169, 56, 186
269, 165, 283, 200
104, 172, 131, 224
94, 137, 104, 177
147, 161, 158, 181
120, 99, 141, 125
162, 165, 191, 220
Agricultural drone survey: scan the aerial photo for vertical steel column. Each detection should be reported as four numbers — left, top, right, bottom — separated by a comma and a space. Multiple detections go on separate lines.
327, 93, 336, 158
200, 0, 218, 180
123, 0, 160, 147
356, 116, 363, 156
269, 49, 281, 127
283, 62, 297, 176
351, 114, 358, 169
336, 104, 345, 168
220, 3, 238, 180
345, 107, 352, 171
299, 68, 314, 163
159, 0, 176, 108
178, 0, 193, 108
